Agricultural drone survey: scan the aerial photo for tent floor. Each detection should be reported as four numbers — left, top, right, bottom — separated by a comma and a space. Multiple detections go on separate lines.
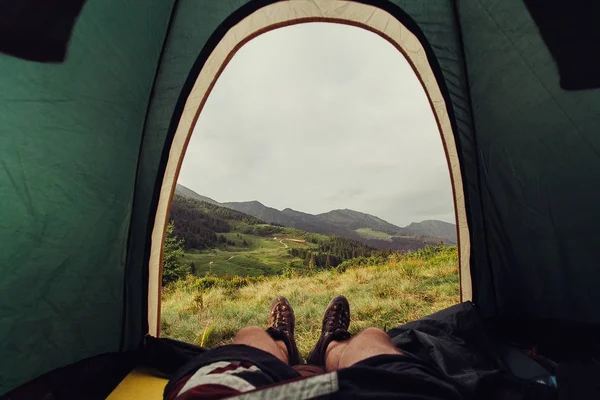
107, 368, 168, 399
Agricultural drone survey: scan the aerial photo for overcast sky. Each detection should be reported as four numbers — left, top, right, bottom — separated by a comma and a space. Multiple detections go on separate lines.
178, 23, 454, 227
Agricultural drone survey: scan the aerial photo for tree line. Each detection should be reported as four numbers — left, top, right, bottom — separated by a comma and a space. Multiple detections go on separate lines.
288, 236, 392, 269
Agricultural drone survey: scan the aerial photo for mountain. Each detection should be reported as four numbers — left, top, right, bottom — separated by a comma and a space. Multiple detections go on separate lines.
405, 220, 457, 243
175, 184, 220, 205
174, 184, 456, 250
281, 208, 349, 236
222, 201, 297, 227
318, 209, 410, 235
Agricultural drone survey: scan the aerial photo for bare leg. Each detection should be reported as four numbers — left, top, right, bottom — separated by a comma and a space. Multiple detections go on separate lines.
325, 328, 402, 371
233, 326, 289, 364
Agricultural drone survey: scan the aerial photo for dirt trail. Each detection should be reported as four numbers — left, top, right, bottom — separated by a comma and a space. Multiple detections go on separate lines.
278, 239, 289, 249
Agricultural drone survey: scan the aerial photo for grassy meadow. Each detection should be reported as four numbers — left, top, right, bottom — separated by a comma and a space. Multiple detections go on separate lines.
182, 230, 319, 277
354, 227, 393, 240
161, 245, 459, 359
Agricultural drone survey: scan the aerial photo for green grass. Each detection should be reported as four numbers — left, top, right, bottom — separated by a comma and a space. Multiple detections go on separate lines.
355, 227, 393, 241
184, 233, 317, 277
162, 246, 459, 359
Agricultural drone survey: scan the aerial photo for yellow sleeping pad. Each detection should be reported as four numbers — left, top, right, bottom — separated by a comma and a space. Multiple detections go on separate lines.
107, 368, 168, 400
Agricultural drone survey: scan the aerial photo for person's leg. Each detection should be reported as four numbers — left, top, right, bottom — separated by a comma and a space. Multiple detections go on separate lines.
233, 326, 289, 364
325, 327, 402, 371
229, 296, 301, 365
164, 297, 302, 400
306, 296, 402, 371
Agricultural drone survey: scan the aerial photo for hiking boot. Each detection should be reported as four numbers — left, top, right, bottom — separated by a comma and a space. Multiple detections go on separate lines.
306, 296, 352, 366
266, 296, 301, 365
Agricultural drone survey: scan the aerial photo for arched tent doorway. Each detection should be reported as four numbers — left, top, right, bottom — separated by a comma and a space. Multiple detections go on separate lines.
147, 0, 471, 337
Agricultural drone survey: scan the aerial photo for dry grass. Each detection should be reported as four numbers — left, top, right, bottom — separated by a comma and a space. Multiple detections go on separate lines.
161, 246, 459, 358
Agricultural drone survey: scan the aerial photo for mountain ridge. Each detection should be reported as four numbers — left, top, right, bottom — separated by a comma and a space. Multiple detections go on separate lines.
318, 209, 411, 236
405, 220, 457, 243
221, 200, 297, 227
175, 184, 220, 205
174, 184, 457, 247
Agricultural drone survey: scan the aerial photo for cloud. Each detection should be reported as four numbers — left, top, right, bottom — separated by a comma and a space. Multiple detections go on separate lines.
178, 23, 455, 227
324, 187, 366, 202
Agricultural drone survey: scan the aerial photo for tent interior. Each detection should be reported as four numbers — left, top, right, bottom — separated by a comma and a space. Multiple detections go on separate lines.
1, 0, 599, 398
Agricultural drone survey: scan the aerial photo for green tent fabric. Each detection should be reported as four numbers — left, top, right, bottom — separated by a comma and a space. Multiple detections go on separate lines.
0, 0, 175, 393
1, 0, 599, 395
460, 0, 600, 323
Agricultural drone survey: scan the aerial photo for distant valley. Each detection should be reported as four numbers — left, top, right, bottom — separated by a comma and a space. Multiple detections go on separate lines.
175, 184, 456, 251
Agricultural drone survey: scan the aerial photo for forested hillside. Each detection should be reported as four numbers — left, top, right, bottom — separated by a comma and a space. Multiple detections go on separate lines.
289, 236, 391, 269
169, 195, 263, 249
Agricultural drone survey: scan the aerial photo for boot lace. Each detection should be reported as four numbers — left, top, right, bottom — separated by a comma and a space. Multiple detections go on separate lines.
272, 304, 290, 330
325, 303, 350, 331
